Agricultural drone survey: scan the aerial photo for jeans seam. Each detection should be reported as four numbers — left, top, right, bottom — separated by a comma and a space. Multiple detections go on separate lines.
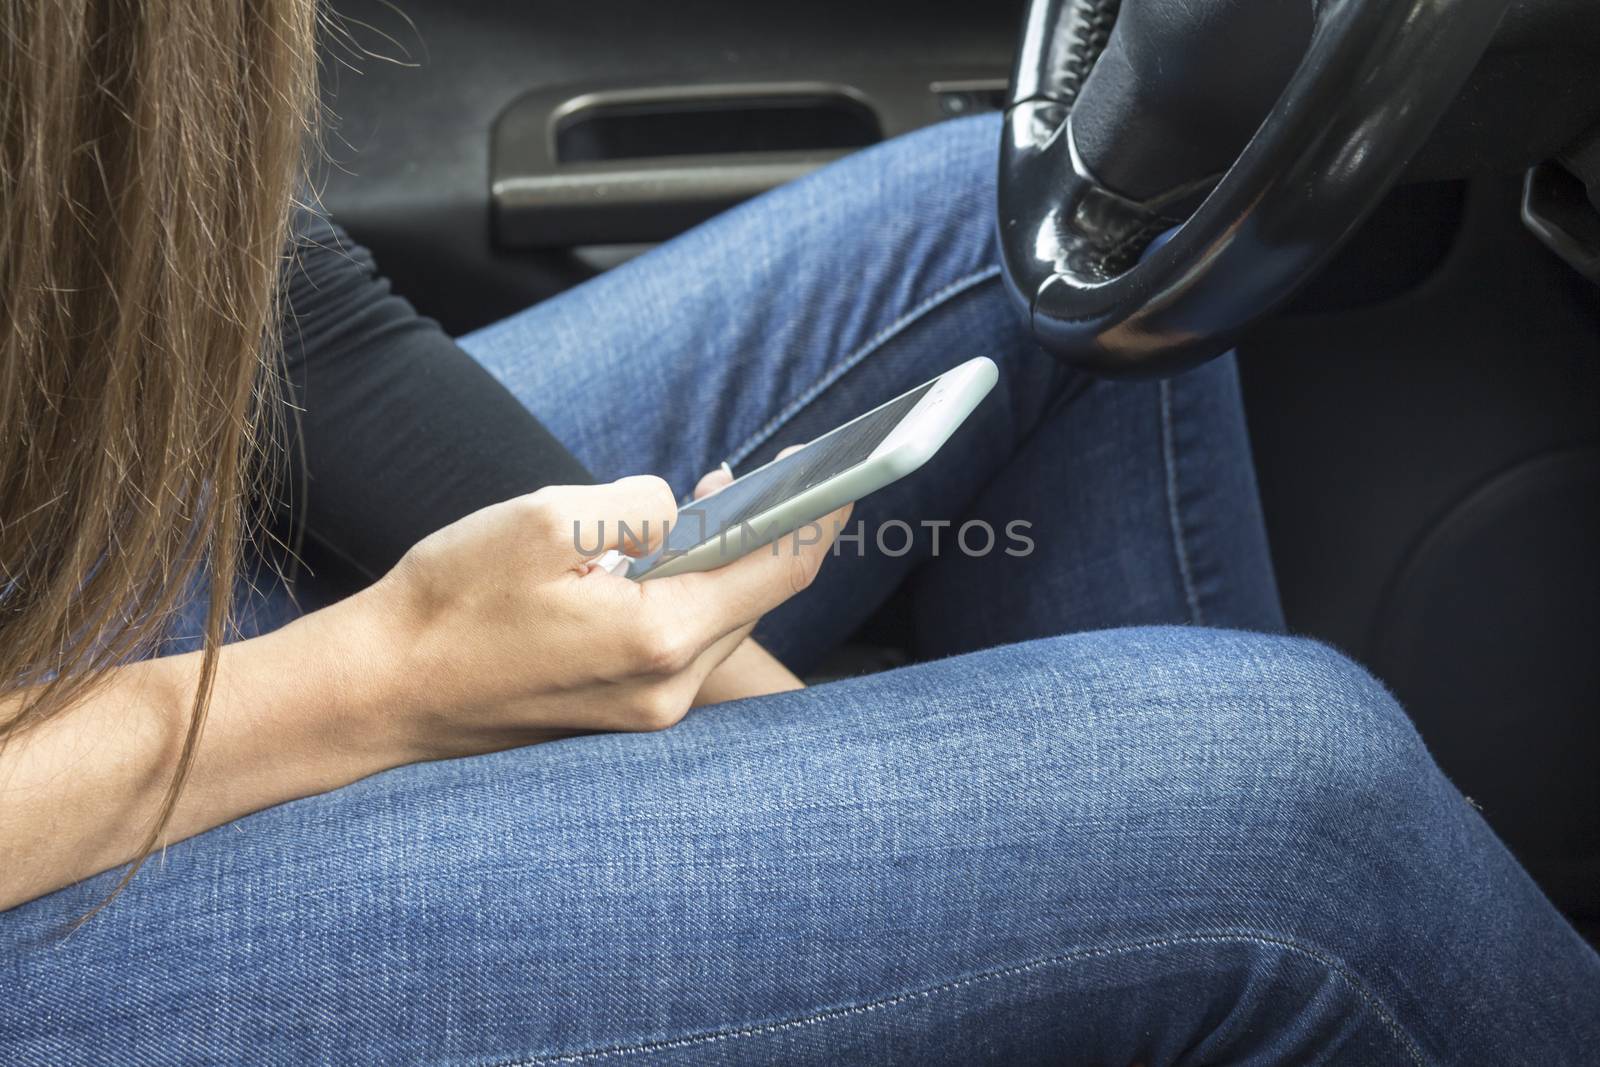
487, 929, 1425, 1066
1160, 377, 1205, 625
722, 265, 1004, 469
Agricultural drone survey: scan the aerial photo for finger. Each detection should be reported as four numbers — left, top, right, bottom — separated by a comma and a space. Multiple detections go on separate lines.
692, 465, 733, 501
691, 635, 802, 707
642, 498, 854, 645
584, 586, 754, 687
548, 475, 679, 566
595, 622, 755, 734
685, 620, 757, 690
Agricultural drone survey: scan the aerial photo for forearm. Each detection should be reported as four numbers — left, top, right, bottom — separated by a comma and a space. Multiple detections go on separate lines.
1, 493, 822, 911
0, 582, 422, 911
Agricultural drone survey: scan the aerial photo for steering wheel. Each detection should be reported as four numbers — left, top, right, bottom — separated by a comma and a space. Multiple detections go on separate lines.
998, 0, 1513, 375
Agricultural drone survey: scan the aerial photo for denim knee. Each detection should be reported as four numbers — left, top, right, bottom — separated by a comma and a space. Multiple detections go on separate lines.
1010, 626, 1426, 784
1173, 628, 1431, 802
1142, 627, 1433, 834
972, 627, 1450, 936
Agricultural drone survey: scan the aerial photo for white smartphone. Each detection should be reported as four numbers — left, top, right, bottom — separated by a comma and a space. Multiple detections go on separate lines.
626, 355, 998, 581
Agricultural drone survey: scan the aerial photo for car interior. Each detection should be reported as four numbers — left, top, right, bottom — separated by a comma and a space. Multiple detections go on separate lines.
313, 0, 1599, 944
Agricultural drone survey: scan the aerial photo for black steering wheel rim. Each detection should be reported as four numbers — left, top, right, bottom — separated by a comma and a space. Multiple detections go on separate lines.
999, 0, 1513, 376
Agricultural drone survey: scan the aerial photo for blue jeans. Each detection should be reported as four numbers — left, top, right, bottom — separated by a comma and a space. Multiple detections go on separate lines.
4, 115, 1596, 1064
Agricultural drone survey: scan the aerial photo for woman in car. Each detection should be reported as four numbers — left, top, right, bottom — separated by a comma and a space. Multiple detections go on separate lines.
2, 1, 1595, 1063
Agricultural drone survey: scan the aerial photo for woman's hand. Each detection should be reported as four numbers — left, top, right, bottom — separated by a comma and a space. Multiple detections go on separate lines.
686, 460, 808, 706
0, 470, 846, 908
365, 473, 849, 761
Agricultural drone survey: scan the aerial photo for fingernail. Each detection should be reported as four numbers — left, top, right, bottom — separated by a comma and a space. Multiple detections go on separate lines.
591, 549, 631, 576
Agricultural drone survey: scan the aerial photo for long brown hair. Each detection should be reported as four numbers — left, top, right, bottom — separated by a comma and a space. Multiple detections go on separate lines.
1, 0, 316, 893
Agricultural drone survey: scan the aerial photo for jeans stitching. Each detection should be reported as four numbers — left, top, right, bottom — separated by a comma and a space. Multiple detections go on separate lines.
1160, 378, 1205, 625
488, 929, 1425, 1066
722, 265, 1004, 469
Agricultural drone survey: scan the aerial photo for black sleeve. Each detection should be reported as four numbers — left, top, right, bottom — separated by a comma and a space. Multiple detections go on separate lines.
274, 210, 593, 580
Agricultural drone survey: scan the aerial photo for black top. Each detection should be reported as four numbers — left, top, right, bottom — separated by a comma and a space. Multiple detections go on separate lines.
275, 211, 592, 581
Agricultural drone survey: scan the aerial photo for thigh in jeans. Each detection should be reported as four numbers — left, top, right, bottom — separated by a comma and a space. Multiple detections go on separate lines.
456, 113, 1279, 669
457, 114, 1072, 669
167, 114, 1278, 665
159, 115, 1064, 660
6, 628, 1595, 1064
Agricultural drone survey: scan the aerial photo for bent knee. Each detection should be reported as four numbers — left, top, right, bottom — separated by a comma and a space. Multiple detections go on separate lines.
975, 627, 1443, 846
939, 628, 1459, 932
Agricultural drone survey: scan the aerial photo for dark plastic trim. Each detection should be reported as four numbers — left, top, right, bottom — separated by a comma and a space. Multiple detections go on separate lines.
1522, 161, 1600, 281
494, 82, 879, 247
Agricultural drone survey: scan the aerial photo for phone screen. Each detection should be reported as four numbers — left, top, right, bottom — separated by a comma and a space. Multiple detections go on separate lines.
629, 379, 935, 576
